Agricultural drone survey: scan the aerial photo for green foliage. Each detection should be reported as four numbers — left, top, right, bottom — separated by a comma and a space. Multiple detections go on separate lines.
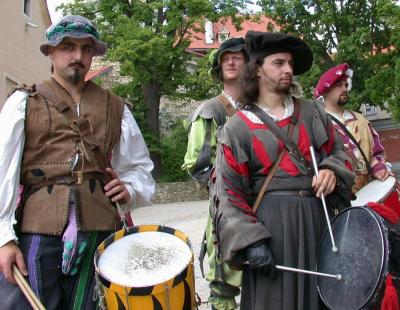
259, 0, 400, 116
184, 50, 223, 100
111, 82, 161, 154
159, 121, 191, 182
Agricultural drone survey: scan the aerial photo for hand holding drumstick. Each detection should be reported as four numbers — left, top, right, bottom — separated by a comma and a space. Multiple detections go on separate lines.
13, 265, 45, 310
0, 241, 45, 309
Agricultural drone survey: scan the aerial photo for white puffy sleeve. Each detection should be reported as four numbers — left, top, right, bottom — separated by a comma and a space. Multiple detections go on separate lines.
111, 105, 156, 210
0, 91, 28, 247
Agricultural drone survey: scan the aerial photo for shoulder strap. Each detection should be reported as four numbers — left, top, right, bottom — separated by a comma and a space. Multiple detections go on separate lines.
217, 94, 237, 118
329, 114, 372, 173
250, 101, 314, 177
252, 102, 299, 213
36, 82, 111, 180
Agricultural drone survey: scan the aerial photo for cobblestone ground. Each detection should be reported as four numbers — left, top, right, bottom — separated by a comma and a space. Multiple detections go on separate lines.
132, 200, 212, 310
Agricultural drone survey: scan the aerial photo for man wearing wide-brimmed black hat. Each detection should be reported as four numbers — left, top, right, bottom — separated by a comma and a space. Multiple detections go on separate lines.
0, 15, 155, 309
182, 37, 248, 309
210, 31, 354, 310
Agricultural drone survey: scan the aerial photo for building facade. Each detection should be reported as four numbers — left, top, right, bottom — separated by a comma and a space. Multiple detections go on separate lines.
0, 0, 51, 108
187, 15, 277, 55
362, 104, 400, 168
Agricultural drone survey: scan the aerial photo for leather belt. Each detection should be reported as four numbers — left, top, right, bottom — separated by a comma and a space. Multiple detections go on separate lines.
28, 172, 106, 190
266, 190, 315, 197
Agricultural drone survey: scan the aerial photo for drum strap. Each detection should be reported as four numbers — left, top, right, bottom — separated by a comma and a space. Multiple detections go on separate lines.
250, 100, 313, 175
251, 100, 299, 213
329, 114, 372, 174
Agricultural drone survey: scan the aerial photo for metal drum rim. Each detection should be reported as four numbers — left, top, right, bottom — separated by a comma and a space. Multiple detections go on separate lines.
351, 176, 397, 207
93, 224, 194, 293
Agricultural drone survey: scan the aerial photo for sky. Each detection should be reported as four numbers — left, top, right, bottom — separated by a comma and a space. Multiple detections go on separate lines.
47, 0, 71, 23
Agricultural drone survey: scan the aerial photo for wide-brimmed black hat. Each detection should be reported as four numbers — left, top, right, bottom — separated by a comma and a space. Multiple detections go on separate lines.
211, 37, 247, 81
40, 15, 106, 56
245, 31, 313, 75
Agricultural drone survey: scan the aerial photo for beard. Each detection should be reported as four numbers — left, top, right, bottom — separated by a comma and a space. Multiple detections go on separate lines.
276, 77, 292, 94
337, 96, 348, 106
66, 62, 85, 85
276, 82, 292, 94
70, 69, 82, 85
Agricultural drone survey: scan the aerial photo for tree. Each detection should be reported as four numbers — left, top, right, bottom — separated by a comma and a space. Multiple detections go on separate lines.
60, 0, 247, 178
258, 0, 400, 116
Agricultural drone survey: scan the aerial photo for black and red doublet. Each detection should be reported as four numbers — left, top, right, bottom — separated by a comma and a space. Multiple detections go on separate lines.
211, 99, 354, 310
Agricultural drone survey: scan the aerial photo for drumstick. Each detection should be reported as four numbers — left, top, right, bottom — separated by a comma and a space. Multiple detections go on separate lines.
309, 146, 338, 253
13, 265, 46, 310
276, 265, 342, 280
243, 262, 342, 280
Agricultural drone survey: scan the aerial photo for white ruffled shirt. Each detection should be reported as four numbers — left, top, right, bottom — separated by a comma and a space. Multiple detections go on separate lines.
0, 90, 156, 247
326, 109, 353, 122
242, 95, 294, 123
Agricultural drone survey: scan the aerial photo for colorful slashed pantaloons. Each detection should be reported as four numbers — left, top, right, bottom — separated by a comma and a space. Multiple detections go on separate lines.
0, 231, 110, 310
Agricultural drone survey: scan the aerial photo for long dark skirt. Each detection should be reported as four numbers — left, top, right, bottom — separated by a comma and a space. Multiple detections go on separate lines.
240, 194, 326, 310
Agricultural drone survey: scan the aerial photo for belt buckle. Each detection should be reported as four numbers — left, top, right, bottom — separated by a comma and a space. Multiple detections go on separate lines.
71, 171, 83, 184
299, 190, 306, 197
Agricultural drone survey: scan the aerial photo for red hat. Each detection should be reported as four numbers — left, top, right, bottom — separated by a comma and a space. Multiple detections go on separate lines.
314, 63, 353, 98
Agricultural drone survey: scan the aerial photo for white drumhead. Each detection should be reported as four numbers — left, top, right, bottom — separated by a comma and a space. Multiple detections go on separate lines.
98, 231, 192, 287
351, 176, 396, 207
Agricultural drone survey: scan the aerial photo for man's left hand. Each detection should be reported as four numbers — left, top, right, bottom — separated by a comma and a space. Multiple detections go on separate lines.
104, 167, 130, 204
373, 168, 390, 181
312, 169, 336, 198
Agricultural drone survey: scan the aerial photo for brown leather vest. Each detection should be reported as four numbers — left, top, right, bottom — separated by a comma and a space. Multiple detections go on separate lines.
20, 79, 124, 235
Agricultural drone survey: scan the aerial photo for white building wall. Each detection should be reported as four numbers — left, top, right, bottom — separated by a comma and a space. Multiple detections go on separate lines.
0, 0, 51, 108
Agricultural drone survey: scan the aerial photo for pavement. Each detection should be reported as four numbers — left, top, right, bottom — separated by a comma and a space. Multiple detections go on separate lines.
132, 200, 212, 309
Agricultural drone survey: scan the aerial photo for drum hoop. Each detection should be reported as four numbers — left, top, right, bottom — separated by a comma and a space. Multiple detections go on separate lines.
352, 176, 397, 206
94, 225, 194, 293
374, 176, 397, 204
317, 206, 389, 310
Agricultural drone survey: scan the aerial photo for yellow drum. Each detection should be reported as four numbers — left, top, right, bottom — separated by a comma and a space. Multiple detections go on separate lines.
94, 225, 196, 310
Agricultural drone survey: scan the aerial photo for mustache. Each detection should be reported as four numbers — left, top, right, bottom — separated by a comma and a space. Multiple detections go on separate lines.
68, 62, 85, 69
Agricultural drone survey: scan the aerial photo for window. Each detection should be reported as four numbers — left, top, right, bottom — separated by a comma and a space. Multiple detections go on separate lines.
218, 27, 230, 43
24, 0, 31, 17
364, 104, 377, 116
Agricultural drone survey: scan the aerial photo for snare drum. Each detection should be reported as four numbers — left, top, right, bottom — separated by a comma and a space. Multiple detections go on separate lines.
317, 207, 390, 309
351, 176, 400, 210
94, 225, 196, 310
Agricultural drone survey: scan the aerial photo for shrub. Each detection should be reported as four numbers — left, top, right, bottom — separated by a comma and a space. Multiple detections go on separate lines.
159, 121, 191, 182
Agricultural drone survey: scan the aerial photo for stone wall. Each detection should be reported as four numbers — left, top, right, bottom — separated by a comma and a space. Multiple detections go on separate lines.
153, 181, 208, 204
159, 96, 204, 135
90, 57, 132, 88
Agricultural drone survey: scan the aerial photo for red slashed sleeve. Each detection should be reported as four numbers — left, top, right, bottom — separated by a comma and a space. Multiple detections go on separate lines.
210, 125, 271, 265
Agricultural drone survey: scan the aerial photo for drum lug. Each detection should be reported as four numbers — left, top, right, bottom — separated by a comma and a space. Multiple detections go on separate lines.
94, 273, 107, 310
195, 292, 202, 309
334, 208, 339, 216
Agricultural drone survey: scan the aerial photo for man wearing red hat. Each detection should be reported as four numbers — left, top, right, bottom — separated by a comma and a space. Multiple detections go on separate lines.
314, 63, 390, 192
210, 31, 354, 310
